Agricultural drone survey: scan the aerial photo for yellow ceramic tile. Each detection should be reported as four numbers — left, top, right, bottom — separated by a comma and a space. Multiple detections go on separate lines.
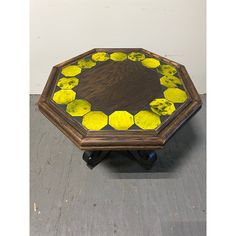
77, 58, 96, 69
82, 111, 108, 130
66, 99, 91, 116
52, 90, 76, 105
134, 111, 161, 130
141, 58, 160, 68
150, 98, 176, 116
128, 52, 145, 61
160, 75, 182, 88
110, 52, 127, 61
158, 64, 177, 76
109, 111, 134, 130
92, 52, 110, 61
57, 77, 79, 90
61, 65, 81, 77
164, 88, 188, 103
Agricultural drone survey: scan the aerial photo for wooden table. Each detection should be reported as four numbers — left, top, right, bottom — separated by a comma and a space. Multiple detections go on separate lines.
38, 48, 201, 168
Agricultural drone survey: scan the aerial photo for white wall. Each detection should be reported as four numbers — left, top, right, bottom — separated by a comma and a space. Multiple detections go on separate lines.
30, 0, 206, 94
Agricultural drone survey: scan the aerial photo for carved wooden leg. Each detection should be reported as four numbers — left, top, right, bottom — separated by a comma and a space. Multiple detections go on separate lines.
82, 150, 157, 169
129, 150, 158, 169
82, 151, 110, 169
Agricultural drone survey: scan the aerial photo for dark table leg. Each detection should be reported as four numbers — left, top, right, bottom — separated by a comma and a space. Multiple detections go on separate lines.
129, 150, 158, 169
82, 150, 158, 169
82, 151, 110, 169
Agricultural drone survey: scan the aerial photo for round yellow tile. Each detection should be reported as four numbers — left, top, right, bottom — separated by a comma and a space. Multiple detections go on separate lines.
150, 98, 176, 116
141, 58, 160, 68
66, 99, 91, 116
77, 58, 96, 69
52, 90, 76, 105
128, 52, 145, 61
109, 111, 134, 130
110, 52, 127, 61
160, 75, 182, 88
134, 111, 161, 130
57, 77, 79, 90
164, 88, 188, 103
92, 52, 110, 62
158, 64, 177, 76
82, 111, 108, 130
61, 65, 81, 77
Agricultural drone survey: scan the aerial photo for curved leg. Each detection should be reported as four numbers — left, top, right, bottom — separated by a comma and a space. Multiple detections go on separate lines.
82, 151, 109, 169
129, 150, 158, 169
82, 150, 157, 169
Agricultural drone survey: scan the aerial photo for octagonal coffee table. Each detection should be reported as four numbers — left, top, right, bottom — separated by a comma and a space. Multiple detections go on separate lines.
38, 48, 201, 169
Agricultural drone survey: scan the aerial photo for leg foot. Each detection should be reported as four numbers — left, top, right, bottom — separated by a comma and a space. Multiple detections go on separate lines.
129, 150, 158, 169
82, 151, 109, 169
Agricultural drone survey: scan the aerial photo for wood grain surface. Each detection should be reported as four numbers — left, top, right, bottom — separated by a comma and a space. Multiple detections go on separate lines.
78, 59, 163, 113
31, 94, 206, 236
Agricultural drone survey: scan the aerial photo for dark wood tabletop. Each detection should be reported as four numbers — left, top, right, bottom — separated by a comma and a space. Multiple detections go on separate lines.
38, 48, 201, 150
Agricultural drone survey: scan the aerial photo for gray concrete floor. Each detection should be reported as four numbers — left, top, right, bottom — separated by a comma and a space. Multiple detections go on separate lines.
30, 95, 206, 236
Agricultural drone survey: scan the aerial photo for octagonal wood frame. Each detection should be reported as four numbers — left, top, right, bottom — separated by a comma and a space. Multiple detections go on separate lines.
38, 48, 202, 150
